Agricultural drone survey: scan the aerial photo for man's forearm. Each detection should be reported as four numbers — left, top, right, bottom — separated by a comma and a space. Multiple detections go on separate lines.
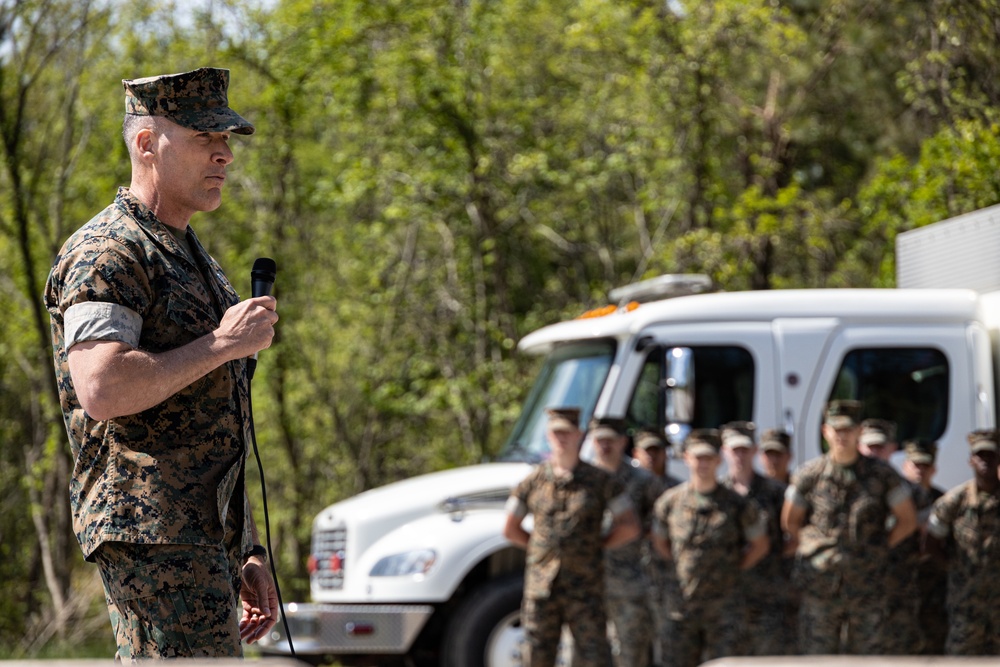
69, 334, 235, 420
888, 499, 918, 548
68, 296, 276, 420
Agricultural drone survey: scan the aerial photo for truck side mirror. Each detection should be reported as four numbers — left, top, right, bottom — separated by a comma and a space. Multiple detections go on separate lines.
665, 346, 695, 424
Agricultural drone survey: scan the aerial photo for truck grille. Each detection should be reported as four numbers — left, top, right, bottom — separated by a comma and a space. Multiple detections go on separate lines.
312, 526, 347, 590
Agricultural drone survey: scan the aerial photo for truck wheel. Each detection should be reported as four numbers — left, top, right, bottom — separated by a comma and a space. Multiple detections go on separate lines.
441, 574, 525, 667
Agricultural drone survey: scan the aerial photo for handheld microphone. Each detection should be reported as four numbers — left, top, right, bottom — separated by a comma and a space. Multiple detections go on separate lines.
243, 258, 294, 653
247, 257, 276, 381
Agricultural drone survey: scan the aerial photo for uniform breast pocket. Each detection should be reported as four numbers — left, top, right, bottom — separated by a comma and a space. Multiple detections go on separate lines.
706, 511, 738, 546
811, 493, 841, 532
565, 490, 600, 522
850, 496, 885, 545
162, 288, 218, 340
532, 493, 559, 517
954, 517, 981, 553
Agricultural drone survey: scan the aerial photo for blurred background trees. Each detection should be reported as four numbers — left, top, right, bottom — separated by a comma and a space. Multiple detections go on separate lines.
2, 0, 998, 654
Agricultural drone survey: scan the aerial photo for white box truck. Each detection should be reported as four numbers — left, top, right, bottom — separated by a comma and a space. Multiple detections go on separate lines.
259, 205, 1000, 666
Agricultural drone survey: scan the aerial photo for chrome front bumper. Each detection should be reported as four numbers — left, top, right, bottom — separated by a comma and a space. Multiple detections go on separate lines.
259, 602, 434, 655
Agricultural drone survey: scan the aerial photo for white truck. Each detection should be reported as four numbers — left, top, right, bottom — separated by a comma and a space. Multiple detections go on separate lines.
259, 204, 1000, 666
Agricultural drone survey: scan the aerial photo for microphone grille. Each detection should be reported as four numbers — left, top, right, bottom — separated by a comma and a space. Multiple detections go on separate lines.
251, 257, 277, 278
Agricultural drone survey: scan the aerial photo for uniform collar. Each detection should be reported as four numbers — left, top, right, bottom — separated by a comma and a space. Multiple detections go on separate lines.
115, 187, 201, 265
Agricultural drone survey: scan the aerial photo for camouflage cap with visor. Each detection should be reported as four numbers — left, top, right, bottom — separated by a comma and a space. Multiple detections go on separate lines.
546, 406, 581, 432
967, 429, 999, 454
123, 67, 255, 135
760, 428, 791, 453
634, 427, 668, 450
860, 418, 897, 447
588, 416, 627, 440
903, 438, 937, 464
684, 428, 722, 457
824, 400, 863, 429
721, 421, 756, 449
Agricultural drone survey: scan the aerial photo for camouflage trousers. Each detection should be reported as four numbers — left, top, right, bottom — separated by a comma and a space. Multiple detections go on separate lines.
883, 554, 922, 654
645, 553, 670, 665
740, 591, 795, 656
946, 598, 1000, 655
665, 601, 743, 667
522, 587, 612, 667
798, 590, 885, 655
916, 565, 947, 655
606, 595, 653, 667
94, 542, 242, 660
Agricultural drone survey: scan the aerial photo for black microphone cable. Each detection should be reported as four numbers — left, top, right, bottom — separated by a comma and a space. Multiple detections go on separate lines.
243, 256, 293, 655
247, 376, 296, 656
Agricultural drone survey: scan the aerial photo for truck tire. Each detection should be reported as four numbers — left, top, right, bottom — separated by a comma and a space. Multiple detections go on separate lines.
441, 574, 525, 667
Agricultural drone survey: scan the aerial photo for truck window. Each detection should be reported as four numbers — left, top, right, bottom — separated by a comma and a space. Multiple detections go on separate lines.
826, 347, 949, 445
499, 340, 616, 463
626, 351, 662, 430
629, 345, 755, 437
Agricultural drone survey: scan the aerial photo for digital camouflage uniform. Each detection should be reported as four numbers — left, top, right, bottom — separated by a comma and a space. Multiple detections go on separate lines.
44, 68, 256, 660
652, 482, 766, 667
786, 454, 910, 655
604, 461, 665, 667
722, 472, 794, 656
640, 468, 680, 667
883, 478, 926, 655
508, 460, 630, 667
928, 480, 1000, 655
915, 484, 946, 655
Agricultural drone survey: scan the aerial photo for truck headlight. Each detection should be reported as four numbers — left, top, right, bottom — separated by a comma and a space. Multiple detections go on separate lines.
369, 549, 437, 577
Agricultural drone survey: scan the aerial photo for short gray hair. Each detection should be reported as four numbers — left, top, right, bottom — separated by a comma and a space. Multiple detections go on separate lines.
122, 113, 159, 161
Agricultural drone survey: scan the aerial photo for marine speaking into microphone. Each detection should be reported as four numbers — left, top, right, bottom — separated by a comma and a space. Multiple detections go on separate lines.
43, 66, 280, 659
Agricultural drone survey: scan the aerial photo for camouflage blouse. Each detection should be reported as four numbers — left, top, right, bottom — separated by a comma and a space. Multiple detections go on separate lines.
509, 460, 629, 599
786, 454, 909, 586
604, 462, 666, 598
44, 188, 252, 560
928, 480, 1000, 607
653, 483, 765, 612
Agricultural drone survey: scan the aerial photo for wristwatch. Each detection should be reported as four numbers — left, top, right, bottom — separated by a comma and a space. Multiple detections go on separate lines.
246, 544, 268, 563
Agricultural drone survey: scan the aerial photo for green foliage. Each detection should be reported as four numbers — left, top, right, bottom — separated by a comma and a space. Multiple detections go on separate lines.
4, 0, 1000, 655
857, 118, 1000, 285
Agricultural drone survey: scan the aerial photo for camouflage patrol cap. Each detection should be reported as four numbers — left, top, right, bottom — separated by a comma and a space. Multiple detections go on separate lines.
546, 406, 581, 432
860, 418, 897, 447
123, 67, 255, 135
634, 427, 667, 450
683, 428, 722, 457
824, 400, 863, 428
760, 428, 791, 453
967, 429, 999, 454
588, 416, 627, 440
903, 439, 937, 464
721, 421, 756, 449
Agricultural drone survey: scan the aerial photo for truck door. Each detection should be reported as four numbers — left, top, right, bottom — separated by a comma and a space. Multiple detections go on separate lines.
611, 322, 778, 449
799, 323, 973, 488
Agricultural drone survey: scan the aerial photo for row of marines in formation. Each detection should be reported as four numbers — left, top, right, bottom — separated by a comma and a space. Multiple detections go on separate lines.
503, 400, 1000, 667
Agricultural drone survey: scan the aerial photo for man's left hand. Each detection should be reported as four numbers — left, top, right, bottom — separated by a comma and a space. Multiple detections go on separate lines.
239, 555, 279, 643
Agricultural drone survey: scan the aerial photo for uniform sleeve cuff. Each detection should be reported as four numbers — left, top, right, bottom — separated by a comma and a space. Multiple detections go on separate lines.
784, 484, 808, 509
505, 495, 527, 519
64, 301, 142, 350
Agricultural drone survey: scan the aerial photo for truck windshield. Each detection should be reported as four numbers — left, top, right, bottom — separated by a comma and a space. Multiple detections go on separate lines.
499, 340, 616, 463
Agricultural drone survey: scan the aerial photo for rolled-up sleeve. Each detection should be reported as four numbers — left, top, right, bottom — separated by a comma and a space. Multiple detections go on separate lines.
608, 492, 633, 517
927, 512, 950, 540
505, 495, 528, 519
886, 482, 912, 510
64, 301, 142, 350
743, 505, 767, 542
784, 484, 809, 509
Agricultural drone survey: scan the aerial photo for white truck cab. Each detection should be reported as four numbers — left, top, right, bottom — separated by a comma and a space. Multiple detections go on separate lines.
260, 205, 1000, 667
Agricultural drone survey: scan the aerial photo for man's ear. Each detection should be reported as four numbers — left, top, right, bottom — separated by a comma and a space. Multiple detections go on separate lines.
134, 127, 156, 160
